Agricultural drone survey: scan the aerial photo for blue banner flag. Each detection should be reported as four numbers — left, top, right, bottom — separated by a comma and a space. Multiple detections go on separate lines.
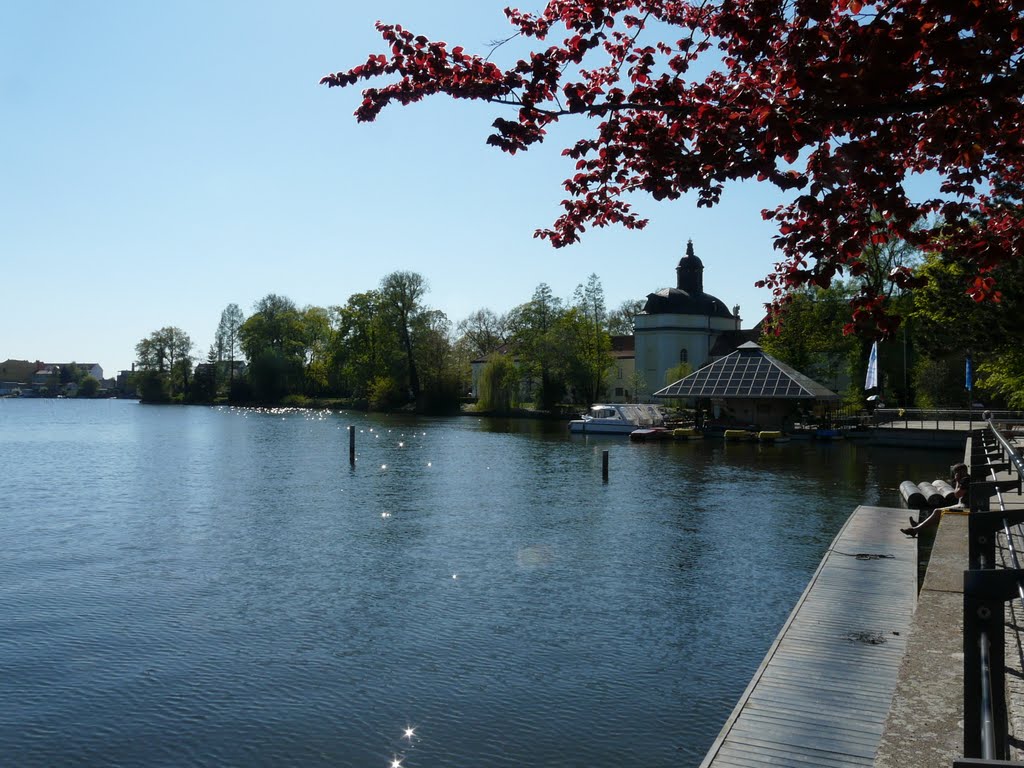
966, 355, 973, 392
865, 341, 878, 390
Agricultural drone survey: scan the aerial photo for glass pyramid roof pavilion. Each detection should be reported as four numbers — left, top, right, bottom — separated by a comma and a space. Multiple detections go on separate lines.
652, 342, 840, 401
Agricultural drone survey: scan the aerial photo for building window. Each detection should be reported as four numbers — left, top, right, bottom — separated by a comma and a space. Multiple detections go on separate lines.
615, 387, 624, 397
679, 348, 688, 363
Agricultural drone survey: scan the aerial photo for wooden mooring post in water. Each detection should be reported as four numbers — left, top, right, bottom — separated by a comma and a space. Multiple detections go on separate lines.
602, 450, 609, 483
349, 425, 356, 466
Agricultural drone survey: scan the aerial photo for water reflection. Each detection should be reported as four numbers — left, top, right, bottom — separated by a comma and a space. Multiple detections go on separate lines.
0, 401, 956, 767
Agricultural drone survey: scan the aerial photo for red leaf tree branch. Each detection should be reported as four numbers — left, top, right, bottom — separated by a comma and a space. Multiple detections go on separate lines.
322, 0, 1024, 336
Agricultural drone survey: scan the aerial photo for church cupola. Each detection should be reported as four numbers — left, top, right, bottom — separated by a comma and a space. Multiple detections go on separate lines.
676, 239, 704, 294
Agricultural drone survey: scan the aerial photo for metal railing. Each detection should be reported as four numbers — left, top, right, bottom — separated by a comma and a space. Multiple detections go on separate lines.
877, 408, 1024, 431
958, 419, 1024, 765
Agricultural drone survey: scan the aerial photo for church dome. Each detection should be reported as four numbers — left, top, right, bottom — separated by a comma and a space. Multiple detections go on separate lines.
642, 240, 735, 319
642, 288, 735, 317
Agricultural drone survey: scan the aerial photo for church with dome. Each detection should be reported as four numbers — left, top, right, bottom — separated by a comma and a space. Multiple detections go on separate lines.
469, 239, 761, 404
628, 240, 756, 398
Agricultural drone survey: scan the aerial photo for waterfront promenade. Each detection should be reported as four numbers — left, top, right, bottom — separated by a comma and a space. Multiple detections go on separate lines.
877, 434, 1024, 766
700, 505, 918, 767
704, 425, 1024, 767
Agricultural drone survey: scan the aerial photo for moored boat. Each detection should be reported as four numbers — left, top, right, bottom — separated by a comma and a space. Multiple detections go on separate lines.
568, 403, 667, 435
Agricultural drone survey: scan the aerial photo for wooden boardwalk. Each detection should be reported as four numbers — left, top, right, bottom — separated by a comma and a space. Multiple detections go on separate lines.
701, 506, 919, 767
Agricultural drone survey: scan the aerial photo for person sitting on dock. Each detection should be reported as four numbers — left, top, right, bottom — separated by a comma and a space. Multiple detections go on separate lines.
901, 463, 970, 537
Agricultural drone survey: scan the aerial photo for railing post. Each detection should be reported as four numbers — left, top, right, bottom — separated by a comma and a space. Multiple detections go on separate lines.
962, 569, 1021, 760
966, 488, 1024, 570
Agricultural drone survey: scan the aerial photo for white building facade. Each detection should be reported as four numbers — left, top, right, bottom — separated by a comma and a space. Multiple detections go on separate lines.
634, 240, 743, 395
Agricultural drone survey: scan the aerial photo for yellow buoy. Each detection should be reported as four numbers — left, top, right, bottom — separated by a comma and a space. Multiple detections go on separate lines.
672, 427, 703, 440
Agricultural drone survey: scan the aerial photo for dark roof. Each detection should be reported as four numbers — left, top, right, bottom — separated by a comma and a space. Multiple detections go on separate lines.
642, 288, 735, 318
641, 239, 735, 319
610, 335, 634, 353
470, 342, 513, 365
653, 342, 839, 400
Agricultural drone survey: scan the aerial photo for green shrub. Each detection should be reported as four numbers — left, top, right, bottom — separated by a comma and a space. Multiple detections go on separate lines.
478, 355, 519, 413
368, 375, 403, 411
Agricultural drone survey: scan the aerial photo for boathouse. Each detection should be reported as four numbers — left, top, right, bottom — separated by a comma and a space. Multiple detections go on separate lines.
653, 341, 839, 430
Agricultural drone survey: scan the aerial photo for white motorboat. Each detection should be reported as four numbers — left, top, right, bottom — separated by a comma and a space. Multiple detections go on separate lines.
568, 404, 667, 435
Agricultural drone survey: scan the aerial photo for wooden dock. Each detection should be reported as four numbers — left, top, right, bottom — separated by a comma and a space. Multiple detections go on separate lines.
700, 505, 919, 767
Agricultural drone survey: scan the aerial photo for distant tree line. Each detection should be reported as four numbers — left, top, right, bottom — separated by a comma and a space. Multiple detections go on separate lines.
134, 234, 1024, 411
132, 270, 641, 412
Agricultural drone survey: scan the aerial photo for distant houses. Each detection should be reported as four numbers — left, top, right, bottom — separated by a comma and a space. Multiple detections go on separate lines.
0, 359, 119, 397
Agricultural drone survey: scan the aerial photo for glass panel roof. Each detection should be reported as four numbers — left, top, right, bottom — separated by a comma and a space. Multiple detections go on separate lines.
653, 343, 839, 400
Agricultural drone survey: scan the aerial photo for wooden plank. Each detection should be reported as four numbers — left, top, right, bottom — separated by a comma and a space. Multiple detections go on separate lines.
700, 506, 917, 768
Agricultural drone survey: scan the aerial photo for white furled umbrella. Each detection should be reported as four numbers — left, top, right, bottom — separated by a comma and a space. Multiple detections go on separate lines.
865, 341, 879, 390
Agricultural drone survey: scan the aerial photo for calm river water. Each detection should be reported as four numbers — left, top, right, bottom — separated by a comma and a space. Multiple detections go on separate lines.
0, 399, 955, 767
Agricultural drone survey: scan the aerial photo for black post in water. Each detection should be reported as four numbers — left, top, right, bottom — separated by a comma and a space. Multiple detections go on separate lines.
602, 450, 609, 483
349, 425, 356, 466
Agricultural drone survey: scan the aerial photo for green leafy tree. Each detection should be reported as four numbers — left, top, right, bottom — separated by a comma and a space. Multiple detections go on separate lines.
660, 362, 693, 408
240, 295, 304, 358
135, 369, 169, 403
78, 375, 99, 398
239, 295, 306, 400
912, 357, 969, 409
478, 354, 519, 413
910, 255, 1020, 357
978, 349, 1024, 409
909, 250, 1024, 406
626, 370, 648, 403
135, 326, 193, 399
301, 305, 334, 396
558, 274, 614, 403
246, 351, 292, 402
380, 271, 428, 401
329, 290, 402, 399
368, 374, 403, 411
167, 328, 195, 398
664, 362, 692, 387
216, 303, 246, 391
761, 286, 857, 395
456, 308, 508, 359
59, 362, 86, 386
607, 299, 645, 336
507, 283, 565, 410
413, 309, 461, 412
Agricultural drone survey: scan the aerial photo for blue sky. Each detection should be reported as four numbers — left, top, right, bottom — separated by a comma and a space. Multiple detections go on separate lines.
3, 2, 790, 376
